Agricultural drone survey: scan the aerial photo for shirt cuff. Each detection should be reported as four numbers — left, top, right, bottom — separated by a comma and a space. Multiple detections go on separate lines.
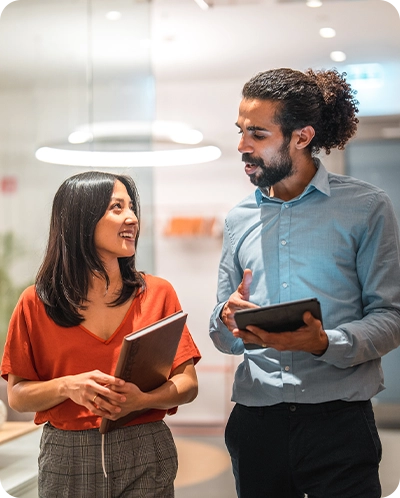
209, 304, 245, 355
313, 328, 351, 368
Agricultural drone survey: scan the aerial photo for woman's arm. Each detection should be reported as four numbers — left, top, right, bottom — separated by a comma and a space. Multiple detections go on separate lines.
99, 359, 198, 420
7, 371, 127, 418
147, 358, 198, 408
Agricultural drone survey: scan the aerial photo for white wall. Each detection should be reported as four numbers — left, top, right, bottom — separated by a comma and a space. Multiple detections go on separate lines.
153, 78, 250, 424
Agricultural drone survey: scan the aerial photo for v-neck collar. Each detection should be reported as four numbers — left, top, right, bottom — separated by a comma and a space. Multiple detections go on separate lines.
78, 298, 136, 344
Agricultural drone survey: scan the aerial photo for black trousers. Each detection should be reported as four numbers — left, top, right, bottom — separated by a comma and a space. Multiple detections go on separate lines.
225, 400, 382, 498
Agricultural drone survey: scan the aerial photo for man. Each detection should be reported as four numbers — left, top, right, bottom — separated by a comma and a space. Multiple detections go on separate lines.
209, 68, 400, 498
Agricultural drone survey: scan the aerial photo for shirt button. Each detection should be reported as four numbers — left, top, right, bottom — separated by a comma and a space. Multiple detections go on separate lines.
284, 204, 289, 209
289, 405, 297, 412
281, 240, 287, 246
282, 282, 288, 288
284, 366, 290, 371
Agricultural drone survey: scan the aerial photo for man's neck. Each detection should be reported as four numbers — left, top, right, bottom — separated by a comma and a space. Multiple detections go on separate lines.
269, 158, 317, 201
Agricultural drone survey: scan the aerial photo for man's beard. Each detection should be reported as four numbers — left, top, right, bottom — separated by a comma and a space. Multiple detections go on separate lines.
242, 139, 294, 189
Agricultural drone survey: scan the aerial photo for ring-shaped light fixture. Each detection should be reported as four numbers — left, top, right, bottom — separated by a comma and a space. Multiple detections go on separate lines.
35, 145, 222, 167
35, 120, 222, 167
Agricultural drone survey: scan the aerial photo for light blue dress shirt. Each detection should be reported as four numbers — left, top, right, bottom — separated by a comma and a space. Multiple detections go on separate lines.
209, 160, 400, 405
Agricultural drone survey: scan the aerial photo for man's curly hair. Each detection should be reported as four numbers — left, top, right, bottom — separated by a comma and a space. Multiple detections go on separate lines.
242, 67, 359, 155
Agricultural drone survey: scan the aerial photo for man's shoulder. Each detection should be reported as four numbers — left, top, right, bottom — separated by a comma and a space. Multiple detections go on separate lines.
328, 171, 385, 195
226, 191, 258, 218
327, 172, 394, 217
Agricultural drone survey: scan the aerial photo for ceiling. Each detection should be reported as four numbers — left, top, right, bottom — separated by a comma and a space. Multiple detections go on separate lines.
0, 0, 399, 146
0, 0, 399, 85
150, 0, 400, 81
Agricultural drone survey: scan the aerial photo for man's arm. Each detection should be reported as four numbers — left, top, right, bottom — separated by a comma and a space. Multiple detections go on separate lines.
209, 221, 258, 354
234, 191, 400, 366
319, 191, 400, 368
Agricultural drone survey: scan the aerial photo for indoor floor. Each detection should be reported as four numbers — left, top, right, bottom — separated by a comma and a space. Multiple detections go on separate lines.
172, 426, 400, 498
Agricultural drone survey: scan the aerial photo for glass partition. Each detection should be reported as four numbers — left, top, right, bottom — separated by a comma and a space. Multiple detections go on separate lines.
0, 0, 154, 354
346, 139, 400, 419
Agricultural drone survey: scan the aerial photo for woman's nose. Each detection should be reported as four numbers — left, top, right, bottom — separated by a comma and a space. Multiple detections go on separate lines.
125, 212, 138, 224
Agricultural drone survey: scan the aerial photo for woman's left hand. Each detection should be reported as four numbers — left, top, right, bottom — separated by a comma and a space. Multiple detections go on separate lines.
97, 382, 147, 420
99, 359, 198, 421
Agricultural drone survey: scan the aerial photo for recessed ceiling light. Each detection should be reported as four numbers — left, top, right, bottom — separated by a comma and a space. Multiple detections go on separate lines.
319, 27, 336, 38
330, 51, 346, 62
106, 11, 122, 21
194, 0, 210, 10
306, 0, 322, 7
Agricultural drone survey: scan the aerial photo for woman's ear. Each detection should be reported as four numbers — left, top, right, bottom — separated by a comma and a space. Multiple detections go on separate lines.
293, 126, 315, 149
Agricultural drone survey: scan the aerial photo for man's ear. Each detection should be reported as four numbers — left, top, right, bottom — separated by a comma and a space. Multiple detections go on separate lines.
293, 126, 315, 149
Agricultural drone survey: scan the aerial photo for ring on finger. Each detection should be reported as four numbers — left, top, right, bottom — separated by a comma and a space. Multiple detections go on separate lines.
92, 394, 98, 403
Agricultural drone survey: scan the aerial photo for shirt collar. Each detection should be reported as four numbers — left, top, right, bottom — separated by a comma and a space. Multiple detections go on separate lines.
255, 158, 331, 206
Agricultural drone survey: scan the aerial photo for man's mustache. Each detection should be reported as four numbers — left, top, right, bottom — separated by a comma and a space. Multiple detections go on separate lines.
242, 154, 265, 168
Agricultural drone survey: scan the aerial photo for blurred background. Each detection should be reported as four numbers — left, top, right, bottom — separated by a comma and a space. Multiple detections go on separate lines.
0, 0, 399, 496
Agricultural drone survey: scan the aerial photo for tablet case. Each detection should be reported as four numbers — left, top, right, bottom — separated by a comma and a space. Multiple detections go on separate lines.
234, 298, 322, 349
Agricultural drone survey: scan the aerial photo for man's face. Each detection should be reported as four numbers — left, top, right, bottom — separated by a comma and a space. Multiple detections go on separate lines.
236, 98, 295, 189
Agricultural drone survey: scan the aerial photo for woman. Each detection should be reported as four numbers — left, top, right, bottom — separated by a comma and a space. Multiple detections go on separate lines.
1, 171, 201, 497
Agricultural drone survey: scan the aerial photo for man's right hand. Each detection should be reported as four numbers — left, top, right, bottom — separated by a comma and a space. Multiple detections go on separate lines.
220, 269, 259, 331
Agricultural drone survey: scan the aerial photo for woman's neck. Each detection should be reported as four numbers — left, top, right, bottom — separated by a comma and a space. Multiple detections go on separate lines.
88, 263, 122, 302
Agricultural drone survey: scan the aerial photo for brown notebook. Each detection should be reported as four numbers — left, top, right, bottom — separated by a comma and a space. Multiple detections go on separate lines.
99, 310, 187, 434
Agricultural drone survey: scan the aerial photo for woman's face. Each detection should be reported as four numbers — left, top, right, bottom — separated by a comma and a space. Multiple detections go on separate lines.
93, 180, 139, 263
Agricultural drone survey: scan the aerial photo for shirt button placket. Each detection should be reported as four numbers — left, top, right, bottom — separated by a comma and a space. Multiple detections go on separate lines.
278, 203, 291, 302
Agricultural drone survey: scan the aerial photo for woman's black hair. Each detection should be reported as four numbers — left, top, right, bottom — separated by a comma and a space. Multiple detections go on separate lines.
242, 67, 359, 155
35, 171, 145, 327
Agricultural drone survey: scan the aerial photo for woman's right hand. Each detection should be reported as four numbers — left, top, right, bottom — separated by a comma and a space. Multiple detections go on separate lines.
61, 370, 127, 417
7, 370, 126, 417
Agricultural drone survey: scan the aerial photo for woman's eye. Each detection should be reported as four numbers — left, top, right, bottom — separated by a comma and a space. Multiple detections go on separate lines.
111, 203, 122, 210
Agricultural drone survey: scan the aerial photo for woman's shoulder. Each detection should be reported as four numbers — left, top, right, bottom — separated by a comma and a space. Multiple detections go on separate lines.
142, 273, 175, 291
14, 285, 48, 314
17, 285, 38, 305
141, 273, 180, 304
133, 274, 189, 335
9, 285, 47, 322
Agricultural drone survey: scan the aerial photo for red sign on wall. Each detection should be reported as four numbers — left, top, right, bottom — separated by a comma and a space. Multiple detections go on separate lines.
0, 176, 17, 193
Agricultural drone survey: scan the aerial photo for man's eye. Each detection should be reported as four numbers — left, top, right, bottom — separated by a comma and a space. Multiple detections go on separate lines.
254, 134, 266, 140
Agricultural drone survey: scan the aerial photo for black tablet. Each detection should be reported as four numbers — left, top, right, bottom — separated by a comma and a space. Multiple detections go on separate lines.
234, 298, 322, 348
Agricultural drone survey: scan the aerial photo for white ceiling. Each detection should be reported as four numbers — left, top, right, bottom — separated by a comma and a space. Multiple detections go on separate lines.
0, 0, 399, 148
0, 0, 399, 85
150, 0, 400, 81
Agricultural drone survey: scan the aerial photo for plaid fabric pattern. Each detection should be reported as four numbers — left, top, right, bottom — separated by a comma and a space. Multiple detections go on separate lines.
38, 420, 178, 498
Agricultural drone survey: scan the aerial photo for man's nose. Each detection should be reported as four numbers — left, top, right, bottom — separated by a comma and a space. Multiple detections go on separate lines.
238, 135, 253, 154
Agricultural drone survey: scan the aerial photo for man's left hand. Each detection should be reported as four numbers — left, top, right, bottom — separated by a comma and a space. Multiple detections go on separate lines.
233, 311, 328, 355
